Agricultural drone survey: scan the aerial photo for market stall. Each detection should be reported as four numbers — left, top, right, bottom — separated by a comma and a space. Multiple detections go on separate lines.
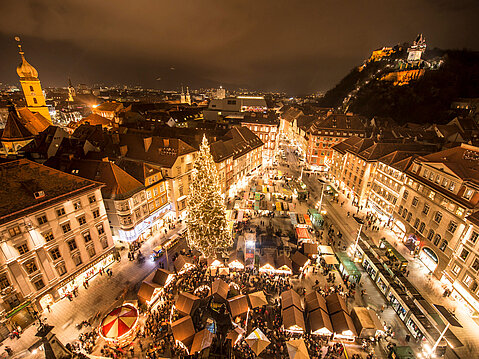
308, 308, 333, 336
211, 278, 229, 302
275, 254, 293, 275
350, 307, 384, 338
295, 227, 310, 242
291, 251, 310, 274
305, 291, 327, 313
259, 255, 276, 274
175, 292, 200, 316
246, 328, 270, 356
174, 255, 195, 274
190, 329, 214, 354
99, 303, 140, 347
282, 306, 306, 333
330, 310, 357, 341
228, 295, 250, 319
281, 289, 303, 311
248, 291, 268, 309
171, 315, 195, 352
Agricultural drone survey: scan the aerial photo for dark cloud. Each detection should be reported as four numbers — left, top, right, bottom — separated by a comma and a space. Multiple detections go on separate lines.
0, 0, 478, 94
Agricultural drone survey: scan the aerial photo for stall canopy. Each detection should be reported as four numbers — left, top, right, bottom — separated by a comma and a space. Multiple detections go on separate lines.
190, 329, 214, 354
137, 282, 159, 304
308, 308, 333, 335
248, 291, 268, 309
350, 307, 384, 338
326, 293, 348, 315
330, 311, 357, 337
291, 251, 309, 272
227, 326, 245, 347
228, 295, 250, 318
246, 328, 270, 355
275, 254, 293, 272
174, 255, 194, 273
286, 338, 310, 359
259, 255, 276, 272
290, 213, 298, 226
303, 243, 318, 256
318, 245, 334, 255
211, 278, 229, 302
324, 256, 339, 265
335, 252, 361, 283
151, 268, 175, 286
207, 257, 224, 268
305, 291, 327, 313
281, 289, 303, 311
304, 214, 312, 227
296, 227, 309, 240
176, 292, 200, 316
171, 315, 195, 348
227, 252, 244, 269
282, 306, 306, 332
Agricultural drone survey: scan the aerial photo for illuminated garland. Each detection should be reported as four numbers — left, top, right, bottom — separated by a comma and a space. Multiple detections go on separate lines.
186, 135, 233, 258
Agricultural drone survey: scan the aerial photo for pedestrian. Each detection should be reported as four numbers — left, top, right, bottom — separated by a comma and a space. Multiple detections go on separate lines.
67, 293, 73, 301
406, 270, 410, 277
85, 279, 89, 288
99, 268, 103, 276
5, 346, 12, 356
46, 304, 51, 313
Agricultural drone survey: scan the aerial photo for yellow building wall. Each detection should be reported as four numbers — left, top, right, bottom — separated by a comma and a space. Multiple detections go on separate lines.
146, 180, 168, 214
20, 79, 51, 122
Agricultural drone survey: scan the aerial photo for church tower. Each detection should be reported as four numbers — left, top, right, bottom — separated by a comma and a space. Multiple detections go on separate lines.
15, 37, 52, 123
67, 78, 76, 102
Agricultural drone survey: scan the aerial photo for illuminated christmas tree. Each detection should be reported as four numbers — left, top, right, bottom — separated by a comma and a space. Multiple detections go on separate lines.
186, 135, 232, 258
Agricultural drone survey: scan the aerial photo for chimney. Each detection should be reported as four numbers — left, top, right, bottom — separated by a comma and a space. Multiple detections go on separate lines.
163, 139, 169, 147
144, 137, 152, 151
120, 145, 128, 156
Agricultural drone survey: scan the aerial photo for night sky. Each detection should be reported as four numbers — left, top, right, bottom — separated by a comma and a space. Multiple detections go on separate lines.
0, 0, 478, 95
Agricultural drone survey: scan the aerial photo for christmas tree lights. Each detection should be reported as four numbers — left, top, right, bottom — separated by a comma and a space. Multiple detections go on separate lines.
186, 135, 232, 258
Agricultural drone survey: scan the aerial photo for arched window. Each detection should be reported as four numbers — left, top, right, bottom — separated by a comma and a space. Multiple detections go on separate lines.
33, 98, 37, 104
29, 85, 34, 92
419, 222, 426, 234
439, 240, 448, 252
427, 229, 435, 241
434, 234, 441, 246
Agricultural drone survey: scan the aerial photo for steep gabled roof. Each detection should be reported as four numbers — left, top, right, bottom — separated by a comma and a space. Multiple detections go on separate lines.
17, 107, 50, 134
1, 108, 34, 141
210, 126, 263, 163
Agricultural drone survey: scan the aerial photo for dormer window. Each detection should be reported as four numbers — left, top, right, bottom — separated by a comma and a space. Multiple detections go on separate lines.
34, 191, 45, 199
463, 188, 474, 200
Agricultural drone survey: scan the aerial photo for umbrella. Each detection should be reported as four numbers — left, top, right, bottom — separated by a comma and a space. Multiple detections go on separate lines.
100, 304, 139, 339
286, 339, 310, 359
245, 328, 270, 355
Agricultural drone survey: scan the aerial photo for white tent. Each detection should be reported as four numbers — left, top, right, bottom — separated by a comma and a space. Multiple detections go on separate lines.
286, 338, 310, 359
245, 328, 270, 355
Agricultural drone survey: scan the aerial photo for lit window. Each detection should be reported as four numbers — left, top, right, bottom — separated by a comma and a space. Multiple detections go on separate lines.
42, 231, 54, 242
439, 240, 448, 252
459, 248, 470, 261
463, 188, 474, 200
452, 265, 461, 275
8, 226, 21, 237
428, 191, 435, 200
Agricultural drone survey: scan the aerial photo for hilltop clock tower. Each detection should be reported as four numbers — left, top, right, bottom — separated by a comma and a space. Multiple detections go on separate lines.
15, 37, 52, 123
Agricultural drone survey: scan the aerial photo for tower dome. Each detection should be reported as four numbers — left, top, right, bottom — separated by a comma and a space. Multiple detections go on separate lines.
15, 37, 38, 79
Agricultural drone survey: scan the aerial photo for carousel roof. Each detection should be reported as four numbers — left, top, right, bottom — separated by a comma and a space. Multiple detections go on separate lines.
100, 304, 138, 339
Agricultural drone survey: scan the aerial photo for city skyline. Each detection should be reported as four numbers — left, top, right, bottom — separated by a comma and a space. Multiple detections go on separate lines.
0, 0, 478, 94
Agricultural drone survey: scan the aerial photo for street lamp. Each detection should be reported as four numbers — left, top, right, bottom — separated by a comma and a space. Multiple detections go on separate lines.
352, 216, 364, 261
316, 179, 326, 213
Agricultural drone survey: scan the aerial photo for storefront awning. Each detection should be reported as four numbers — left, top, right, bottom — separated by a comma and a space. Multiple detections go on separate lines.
6, 300, 31, 319
296, 227, 309, 239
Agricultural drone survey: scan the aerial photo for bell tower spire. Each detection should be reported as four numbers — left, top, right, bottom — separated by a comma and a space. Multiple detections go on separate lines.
15, 36, 52, 123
